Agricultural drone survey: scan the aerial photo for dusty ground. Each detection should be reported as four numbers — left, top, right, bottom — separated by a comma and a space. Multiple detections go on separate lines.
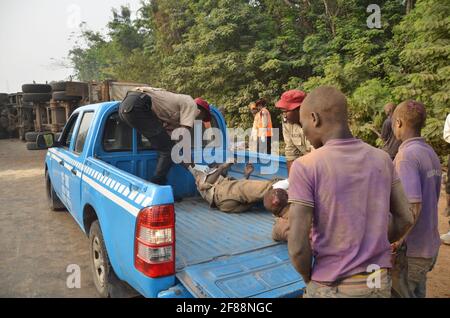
0, 139, 97, 297
0, 139, 448, 297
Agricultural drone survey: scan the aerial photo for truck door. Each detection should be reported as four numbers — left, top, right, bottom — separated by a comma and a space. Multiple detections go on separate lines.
51, 113, 79, 205
63, 111, 95, 222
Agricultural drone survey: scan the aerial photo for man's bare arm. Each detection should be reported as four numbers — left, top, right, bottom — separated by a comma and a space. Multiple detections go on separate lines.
389, 182, 415, 243
288, 203, 313, 283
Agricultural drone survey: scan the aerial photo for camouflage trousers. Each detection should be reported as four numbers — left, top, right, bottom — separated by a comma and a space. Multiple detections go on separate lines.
304, 269, 392, 298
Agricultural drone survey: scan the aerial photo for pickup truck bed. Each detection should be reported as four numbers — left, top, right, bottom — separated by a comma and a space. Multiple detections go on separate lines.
175, 197, 303, 298
176, 197, 277, 270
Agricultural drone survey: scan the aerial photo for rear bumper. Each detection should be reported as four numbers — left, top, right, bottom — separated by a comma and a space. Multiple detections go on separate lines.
158, 284, 194, 298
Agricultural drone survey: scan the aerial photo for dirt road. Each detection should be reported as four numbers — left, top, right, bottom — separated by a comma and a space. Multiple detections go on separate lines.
0, 139, 448, 297
0, 139, 97, 297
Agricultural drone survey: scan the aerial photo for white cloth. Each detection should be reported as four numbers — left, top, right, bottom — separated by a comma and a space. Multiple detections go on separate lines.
444, 113, 450, 144
272, 179, 289, 190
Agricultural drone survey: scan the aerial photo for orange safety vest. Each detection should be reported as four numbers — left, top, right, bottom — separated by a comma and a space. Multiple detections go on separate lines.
255, 107, 273, 137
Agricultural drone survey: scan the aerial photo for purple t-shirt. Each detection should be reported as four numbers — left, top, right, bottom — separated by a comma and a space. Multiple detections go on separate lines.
394, 137, 441, 258
289, 138, 396, 283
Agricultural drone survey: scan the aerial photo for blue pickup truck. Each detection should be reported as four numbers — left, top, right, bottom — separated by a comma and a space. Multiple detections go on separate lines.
42, 101, 305, 298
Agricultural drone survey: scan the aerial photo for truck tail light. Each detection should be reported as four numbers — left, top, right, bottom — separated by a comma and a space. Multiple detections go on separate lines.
135, 204, 175, 278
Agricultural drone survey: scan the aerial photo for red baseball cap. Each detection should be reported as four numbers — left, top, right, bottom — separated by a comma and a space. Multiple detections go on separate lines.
275, 90, 307, 111
195, 97, 211, 122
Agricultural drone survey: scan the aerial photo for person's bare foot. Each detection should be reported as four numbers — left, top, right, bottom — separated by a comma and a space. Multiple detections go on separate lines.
244, 163, 254, 179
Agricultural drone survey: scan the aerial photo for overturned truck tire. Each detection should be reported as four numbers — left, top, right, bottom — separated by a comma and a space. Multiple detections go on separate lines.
52, 91, 82, 102
50, 82, 68, 92
23, 93, 52, 103
25, 131, 38, 142
21, 84, 52, 94
26, 142, 40, 150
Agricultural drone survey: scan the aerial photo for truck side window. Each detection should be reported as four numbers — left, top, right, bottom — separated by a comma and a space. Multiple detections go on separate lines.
102, 112, 132, 152
138, 134, 154, 150
60, 114, 79, 149
74, 112, 94, 154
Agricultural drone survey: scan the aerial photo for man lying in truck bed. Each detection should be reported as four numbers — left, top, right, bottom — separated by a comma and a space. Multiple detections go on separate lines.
189, 162, 289, 213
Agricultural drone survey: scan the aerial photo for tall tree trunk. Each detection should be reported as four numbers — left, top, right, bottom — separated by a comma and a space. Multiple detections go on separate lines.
406, 0, 415, 14
322, 0, 338, 37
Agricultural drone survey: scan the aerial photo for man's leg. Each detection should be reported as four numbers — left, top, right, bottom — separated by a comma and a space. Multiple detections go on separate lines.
119, 93, 173, 185
213, 178, 275, 213
391, 244, 412, 297
407, 256, 435, 298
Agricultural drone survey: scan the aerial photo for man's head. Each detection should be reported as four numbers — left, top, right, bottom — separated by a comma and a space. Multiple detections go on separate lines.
384, 102, 396, 116
299, 86, 349, 149
195, 97, 212, 123
255, 98, 267, 109
276, 90, 307, 125
249, 102, 258, 116
391, 100, 426, 142
264, 188, 288, 216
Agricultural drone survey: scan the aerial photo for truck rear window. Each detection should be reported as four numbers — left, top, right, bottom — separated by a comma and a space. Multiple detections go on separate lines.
102, 112, 132, 152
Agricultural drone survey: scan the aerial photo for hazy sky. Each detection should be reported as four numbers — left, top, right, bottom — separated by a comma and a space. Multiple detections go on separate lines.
0, 0, 142, 93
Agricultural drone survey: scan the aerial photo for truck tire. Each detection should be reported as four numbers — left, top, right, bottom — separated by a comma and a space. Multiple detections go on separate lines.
21, 84, 52, 94
50, 82, 68, 92
23, 93, 52, 103
0, 93, 8, 104
52, 91, 82, 102
25, 131, 38, 142
89, 220, 113, 298
45, 170, 65, 211
26, 142, 39, 150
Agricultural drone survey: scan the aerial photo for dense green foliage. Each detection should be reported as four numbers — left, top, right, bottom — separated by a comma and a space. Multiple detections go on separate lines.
69, 0, 449, 160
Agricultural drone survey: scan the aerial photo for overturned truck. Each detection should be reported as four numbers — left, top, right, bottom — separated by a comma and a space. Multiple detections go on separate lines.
22, 80, 148, 150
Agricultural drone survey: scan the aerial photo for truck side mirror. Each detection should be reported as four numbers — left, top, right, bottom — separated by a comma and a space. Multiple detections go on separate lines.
36, 132, 58, 148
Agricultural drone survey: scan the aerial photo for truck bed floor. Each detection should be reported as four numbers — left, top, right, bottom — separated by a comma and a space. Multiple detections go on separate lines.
175, 197, 280, 271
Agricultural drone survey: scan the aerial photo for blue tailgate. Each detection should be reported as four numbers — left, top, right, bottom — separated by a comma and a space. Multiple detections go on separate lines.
176, 245, 305, 298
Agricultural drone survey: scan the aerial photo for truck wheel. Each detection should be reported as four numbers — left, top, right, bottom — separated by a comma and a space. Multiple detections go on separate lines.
45, 170, 65, 211
25, 131, 38, 142
23, 93, 52, 103
0, 93, 8, 104
26, 142, 39, 150
22, 84, 52, 94
52, 91, 82, 102
89, 220, 113, 298
50, 82, 68, 92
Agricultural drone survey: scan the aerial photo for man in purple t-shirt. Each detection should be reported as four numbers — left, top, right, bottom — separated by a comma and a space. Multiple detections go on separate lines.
288, 86, 413, 298
391, 100, 442, 298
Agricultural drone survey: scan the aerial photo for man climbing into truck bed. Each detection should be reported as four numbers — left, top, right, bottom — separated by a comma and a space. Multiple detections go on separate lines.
119, 87, 211, 185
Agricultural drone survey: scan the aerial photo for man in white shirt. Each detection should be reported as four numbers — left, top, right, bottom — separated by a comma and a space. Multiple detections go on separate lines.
441, 114, 450, 245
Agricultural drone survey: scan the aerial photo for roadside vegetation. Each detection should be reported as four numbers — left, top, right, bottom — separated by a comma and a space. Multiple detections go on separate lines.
69, 0, 449, 160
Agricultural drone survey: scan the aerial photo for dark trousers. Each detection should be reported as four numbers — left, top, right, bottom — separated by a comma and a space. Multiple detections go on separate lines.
119, 92, 173, 185
257, 136, 271, 154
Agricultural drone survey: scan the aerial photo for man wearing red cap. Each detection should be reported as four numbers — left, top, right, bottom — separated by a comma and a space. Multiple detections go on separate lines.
119, 87, 211, 185
276, 89, 313, 173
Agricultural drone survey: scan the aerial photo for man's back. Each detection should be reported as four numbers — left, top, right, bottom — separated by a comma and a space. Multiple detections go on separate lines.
394, 138, 441, 258
381, 116, 401, 159
289, 138, 395, 282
